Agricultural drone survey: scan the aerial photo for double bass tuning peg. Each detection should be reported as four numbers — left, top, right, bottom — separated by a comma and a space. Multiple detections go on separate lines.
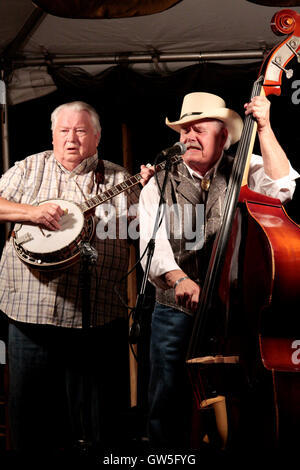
272, 55, 294, 79
287, 39, 300, 63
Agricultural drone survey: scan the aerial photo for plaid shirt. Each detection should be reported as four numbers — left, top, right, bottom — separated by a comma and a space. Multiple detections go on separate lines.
0, 151, 140, 327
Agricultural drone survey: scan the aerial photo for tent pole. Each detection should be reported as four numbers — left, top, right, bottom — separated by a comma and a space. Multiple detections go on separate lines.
0, 76, 9, 172
0, 75, 11, 240
11, 49, 265, 67
122, 122, 138, 409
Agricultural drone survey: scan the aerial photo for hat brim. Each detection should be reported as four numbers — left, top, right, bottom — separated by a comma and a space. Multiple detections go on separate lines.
165, 108, 243, 145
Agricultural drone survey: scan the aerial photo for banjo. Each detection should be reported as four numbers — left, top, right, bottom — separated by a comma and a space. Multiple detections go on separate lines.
12, 154, 182, 270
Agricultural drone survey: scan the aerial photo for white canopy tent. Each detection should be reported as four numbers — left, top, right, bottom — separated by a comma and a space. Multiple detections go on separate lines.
1, 0, 300, 104
0, 1, 299, 173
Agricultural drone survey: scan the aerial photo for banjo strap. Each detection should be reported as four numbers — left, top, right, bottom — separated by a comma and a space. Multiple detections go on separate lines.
94, 158, 104, 192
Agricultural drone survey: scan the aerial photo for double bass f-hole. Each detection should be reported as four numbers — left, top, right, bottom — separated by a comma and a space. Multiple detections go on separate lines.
187, 8, 300, 451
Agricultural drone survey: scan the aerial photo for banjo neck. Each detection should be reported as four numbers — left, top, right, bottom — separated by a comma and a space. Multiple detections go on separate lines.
79, 154, 182, 214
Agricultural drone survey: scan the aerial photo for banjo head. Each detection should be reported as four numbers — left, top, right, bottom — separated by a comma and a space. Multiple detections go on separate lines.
13, 199, 95, 269
15, 200, 84, 254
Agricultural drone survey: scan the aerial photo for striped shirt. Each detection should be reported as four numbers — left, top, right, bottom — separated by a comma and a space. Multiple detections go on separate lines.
0, 151, 140, 327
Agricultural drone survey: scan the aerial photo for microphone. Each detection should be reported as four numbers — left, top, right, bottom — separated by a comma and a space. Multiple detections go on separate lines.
158, 142, 187, 158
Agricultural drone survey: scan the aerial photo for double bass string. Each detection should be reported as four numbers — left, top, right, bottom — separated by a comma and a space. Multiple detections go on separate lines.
187, 76, 264, 360
229, 76, 264, 196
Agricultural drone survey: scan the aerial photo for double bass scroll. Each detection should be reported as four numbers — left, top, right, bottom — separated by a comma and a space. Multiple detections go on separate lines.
187, 9, 300, 450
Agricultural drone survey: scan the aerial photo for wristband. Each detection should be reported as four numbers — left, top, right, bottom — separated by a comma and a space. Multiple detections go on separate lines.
173, 276, 189, 289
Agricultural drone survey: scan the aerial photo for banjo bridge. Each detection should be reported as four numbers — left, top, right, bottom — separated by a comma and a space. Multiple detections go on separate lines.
14, 232, 34, 246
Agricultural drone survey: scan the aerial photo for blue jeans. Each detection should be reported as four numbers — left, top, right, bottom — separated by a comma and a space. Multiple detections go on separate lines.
8, 319, 129, 451
148, 302, 194, 448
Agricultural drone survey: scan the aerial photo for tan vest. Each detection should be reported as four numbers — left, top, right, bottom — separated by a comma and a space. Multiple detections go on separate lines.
155, 154, 234, 315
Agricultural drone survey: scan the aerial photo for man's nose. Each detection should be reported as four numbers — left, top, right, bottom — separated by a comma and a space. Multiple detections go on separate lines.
185, 128, 198, 139
66, 129, 77, 141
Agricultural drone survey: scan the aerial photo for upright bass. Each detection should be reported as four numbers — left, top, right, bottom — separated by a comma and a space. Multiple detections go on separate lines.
186, 9, 300, 450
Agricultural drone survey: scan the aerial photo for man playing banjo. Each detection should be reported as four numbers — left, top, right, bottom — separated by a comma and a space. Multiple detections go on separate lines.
0, 101, 153, 451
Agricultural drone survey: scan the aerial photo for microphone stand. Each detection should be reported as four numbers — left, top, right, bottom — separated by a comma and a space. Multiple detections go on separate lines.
77, 241, 98, 452
129, 156, 173, 344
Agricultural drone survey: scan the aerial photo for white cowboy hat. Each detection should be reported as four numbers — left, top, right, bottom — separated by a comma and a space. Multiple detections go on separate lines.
166, 92, 243, 145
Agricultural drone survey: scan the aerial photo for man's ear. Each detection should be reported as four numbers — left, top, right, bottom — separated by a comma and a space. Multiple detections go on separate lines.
96, 132, 101, 146
221, 127, 229, 148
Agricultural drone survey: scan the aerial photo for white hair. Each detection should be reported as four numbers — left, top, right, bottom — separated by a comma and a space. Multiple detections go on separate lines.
51, 101, 101, 135
213, 119, 232, 150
